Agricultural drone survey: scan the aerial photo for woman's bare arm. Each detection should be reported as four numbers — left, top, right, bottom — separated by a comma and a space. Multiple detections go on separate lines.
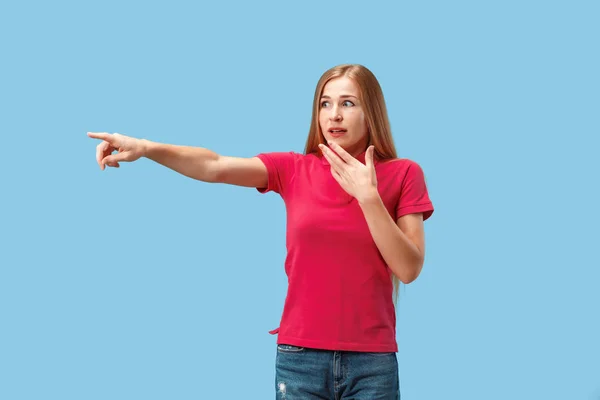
88, 132, 268, 188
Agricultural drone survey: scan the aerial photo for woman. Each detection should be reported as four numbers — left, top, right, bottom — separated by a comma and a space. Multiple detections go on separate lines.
88, 64, 434, 399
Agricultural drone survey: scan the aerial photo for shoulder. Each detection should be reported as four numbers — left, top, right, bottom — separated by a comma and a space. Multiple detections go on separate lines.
256, 151, 307, 161
255, 150, 302, 163
378, 158, 432, 194
380, 157, 421, 167
378, 157, 424, 177
255, 151, 317, 173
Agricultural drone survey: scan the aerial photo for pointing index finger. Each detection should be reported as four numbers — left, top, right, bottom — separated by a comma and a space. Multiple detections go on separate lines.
87, 132, 111, 141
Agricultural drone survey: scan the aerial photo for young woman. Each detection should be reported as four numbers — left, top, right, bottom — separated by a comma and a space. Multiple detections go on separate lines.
88, 64, 434, 399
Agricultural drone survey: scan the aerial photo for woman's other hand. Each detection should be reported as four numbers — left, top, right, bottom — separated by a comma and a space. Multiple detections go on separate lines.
319, 142, 379, 204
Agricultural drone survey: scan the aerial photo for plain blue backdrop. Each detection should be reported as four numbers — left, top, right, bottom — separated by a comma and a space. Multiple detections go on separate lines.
1, 1, 599, 399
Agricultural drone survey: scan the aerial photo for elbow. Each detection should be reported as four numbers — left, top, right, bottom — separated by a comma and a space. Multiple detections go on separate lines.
399, 273, 418, 285
394, 258, 424, 285
205, 158, 221, 183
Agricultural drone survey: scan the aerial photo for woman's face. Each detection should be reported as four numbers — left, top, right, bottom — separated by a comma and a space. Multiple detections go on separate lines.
319, 76, 369, 157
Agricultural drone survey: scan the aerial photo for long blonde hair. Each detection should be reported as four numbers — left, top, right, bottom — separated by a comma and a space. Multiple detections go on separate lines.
304, 64, 403, 305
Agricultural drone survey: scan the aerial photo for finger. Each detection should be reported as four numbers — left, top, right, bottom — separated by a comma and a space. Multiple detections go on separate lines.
320, 145, 345, 173
366, 145, 375, 169
327, 141, 358, 165
320, 149, 337, 171
333, 166, 344, 179
104, 160, 120, 168
96, 141, 111, 170
323, 150, 345, 175
87, 132, 112, 142
102, 151, 129, 166
330, 169, 343, 185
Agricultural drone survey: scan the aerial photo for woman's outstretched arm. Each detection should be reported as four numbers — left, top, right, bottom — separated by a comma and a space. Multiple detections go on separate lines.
87, 132, 268, 188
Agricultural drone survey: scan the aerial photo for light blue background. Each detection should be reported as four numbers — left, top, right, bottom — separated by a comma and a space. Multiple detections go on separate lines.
1, 1, 598, 399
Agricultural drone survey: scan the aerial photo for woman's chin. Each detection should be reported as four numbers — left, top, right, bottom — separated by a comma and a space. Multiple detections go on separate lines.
326, 136, 346, 145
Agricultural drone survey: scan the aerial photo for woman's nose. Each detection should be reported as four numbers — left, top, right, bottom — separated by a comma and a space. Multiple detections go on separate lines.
330, 109, 342, 121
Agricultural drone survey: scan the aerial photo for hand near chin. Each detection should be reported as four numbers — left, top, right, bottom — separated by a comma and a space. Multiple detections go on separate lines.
318, 142, 379, 204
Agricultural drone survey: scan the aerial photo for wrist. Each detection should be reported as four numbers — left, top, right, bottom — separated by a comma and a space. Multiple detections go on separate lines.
140, 139, 153, 158
357, 187, 381, 207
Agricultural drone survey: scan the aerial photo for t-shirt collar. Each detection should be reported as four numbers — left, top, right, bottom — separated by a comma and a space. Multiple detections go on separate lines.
320, 149, 377, 166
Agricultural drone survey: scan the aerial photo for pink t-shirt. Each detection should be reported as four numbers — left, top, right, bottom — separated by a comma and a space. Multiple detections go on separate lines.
256, 150, 434, 352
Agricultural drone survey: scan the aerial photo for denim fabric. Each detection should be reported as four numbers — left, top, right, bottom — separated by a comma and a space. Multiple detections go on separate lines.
275, 344, 400, 399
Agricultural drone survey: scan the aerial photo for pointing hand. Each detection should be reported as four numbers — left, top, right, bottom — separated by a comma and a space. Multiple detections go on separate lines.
87, 132, 146, 170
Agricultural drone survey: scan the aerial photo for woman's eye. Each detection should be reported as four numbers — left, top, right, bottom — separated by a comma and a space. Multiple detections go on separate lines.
321, 101, 330, 108
342, 100, 354, 107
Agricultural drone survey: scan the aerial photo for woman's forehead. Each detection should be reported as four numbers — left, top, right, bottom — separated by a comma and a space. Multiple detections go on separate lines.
322, 77, 359, 97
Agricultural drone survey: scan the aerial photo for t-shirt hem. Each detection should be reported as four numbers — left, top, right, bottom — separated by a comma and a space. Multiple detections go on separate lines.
276, 335, 398, 353
255, 153, 274, 194
397, 202, 434, 221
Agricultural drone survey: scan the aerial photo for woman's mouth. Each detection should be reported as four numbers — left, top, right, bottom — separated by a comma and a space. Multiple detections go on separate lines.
329, 128, 347, 138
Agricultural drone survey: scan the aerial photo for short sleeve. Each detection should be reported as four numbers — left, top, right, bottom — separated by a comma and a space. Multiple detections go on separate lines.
255, 151, 297, 196
396, 160, 434, 221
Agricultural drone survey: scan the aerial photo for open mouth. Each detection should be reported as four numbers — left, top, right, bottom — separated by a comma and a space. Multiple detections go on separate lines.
329, 128, 347, 136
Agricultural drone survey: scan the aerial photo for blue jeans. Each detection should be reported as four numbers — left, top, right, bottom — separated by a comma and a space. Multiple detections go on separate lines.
275, 344, 400, 399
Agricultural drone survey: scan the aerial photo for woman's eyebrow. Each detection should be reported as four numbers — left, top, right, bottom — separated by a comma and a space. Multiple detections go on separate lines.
320, 94, 358, 99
